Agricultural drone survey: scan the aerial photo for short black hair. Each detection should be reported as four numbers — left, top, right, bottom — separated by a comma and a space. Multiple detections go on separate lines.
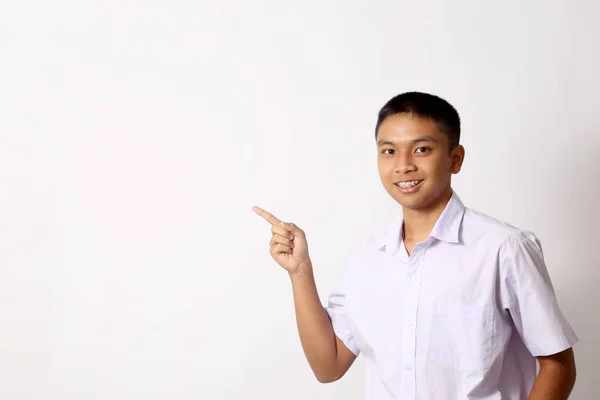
375, 91, 461, 149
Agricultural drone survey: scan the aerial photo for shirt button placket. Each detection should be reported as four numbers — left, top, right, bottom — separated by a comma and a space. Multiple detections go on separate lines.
400, 245, 423, 400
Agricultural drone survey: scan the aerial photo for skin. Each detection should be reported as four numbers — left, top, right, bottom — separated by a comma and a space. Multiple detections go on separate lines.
529, 348, 577, 399
251, 207, 357, 382
253, 112, 576, 396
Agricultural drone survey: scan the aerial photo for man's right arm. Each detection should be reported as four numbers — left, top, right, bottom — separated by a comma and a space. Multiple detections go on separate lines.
289, 262, 357, 383
251, 206, 357, 382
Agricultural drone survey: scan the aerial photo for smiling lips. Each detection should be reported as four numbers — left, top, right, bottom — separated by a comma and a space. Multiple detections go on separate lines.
394, 179, 424, 192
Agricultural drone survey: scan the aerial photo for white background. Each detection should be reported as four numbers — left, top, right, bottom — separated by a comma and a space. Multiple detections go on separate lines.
1, 1, 598, 399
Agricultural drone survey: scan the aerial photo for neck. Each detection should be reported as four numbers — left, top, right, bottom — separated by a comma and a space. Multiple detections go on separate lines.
402, 187, 453, 242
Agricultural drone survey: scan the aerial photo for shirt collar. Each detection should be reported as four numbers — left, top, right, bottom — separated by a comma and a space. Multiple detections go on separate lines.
377, 190, 466, 253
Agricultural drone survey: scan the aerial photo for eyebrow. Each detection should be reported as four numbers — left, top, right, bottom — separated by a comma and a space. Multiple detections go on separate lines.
376, 136, 438, 147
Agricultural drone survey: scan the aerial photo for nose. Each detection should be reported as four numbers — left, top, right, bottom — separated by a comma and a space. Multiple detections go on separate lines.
394, 152, 416, 174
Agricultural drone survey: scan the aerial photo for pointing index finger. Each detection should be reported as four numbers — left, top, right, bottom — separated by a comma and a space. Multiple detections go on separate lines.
252, 206, 282, 226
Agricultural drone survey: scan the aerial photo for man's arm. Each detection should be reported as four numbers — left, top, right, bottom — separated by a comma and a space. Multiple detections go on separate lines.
252, 206, 357, 383
290, 264, 357, 383
497, 235, 579, 398
528, 347, 576, 400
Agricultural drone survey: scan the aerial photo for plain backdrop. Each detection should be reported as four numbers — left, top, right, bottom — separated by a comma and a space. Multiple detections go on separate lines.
1, 1, 598, 399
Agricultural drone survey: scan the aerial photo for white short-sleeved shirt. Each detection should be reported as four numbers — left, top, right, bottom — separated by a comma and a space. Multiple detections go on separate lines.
325, 191, 578, 400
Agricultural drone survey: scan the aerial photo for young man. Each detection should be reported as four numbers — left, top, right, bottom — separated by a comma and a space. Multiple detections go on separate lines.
252, 92, 578, 399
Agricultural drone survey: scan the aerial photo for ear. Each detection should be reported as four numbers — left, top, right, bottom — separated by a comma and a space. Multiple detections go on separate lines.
450, 145, 465, 174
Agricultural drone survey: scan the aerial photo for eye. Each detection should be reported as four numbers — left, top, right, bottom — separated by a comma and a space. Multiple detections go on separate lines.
415, 146, 431, 154
381, 148, 395, 155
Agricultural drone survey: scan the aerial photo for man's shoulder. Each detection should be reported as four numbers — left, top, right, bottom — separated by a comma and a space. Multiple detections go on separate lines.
462, 206, 539, 247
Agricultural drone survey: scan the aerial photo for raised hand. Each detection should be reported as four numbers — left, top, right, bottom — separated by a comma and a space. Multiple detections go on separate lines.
252, 206, 311, 274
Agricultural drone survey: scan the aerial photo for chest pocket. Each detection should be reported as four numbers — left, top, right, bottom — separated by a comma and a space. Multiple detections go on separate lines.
428, 300, 494, 372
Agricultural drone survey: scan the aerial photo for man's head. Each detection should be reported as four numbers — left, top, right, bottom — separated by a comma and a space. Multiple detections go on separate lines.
375, 91, 465, 211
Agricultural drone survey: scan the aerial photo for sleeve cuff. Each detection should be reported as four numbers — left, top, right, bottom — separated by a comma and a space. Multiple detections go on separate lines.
325, 306, 361, 356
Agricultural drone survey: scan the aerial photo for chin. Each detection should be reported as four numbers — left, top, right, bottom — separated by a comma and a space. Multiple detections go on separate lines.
390, 189, 438, 210
397, 197, 429, 210
402, 189, 451, 211
388, 192, 425, 209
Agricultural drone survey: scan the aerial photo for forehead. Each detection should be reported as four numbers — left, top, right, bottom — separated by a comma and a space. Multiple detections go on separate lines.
377, 113, 447, 143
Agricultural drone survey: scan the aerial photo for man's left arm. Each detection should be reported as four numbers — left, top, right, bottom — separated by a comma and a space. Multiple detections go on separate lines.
528, 348, 576, 400
499, 234, 579, 399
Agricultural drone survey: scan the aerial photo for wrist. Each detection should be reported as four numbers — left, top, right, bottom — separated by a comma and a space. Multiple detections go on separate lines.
289, 260, 313, 281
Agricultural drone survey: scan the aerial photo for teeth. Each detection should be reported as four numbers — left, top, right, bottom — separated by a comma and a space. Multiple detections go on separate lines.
396, 180, 421, 188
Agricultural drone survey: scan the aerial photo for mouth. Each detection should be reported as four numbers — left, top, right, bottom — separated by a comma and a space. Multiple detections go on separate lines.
394, 179, 424, 192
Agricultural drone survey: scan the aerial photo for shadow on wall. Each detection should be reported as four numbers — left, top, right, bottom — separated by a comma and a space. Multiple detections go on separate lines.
545, 133, 600, 399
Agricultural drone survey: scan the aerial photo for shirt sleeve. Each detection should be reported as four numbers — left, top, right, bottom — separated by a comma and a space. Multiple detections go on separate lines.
324, 271, 361, 356
499, 234, 579, 356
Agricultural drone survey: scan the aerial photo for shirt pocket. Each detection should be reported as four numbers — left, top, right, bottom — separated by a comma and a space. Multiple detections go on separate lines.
428, 300, 494, 372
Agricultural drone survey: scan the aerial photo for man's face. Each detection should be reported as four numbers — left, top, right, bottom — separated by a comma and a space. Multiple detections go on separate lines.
376, 113, 464, 211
